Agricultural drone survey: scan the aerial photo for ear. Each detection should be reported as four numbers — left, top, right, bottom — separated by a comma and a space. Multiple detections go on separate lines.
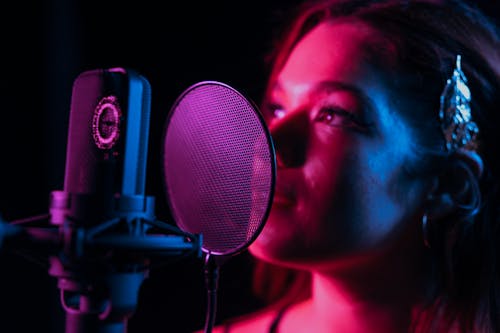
425, 151, 483, 220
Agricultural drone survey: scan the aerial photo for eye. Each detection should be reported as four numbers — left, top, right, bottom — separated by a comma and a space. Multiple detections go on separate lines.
315, 105, 372, 132
265, 102, 286, 120
274, 108, 286, 119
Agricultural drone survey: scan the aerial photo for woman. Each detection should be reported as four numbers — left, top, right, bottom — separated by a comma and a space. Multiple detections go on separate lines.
211, 0, 500, 332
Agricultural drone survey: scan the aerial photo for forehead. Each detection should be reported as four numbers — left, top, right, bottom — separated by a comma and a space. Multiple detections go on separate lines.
276, 20, 388, 94
273, 20, 400, 118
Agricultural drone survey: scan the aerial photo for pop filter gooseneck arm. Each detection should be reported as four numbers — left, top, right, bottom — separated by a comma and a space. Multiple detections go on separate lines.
203, 253, 219, 333
162, 81, 276, 333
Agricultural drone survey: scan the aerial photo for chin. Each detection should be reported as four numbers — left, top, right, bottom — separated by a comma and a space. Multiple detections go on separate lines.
248, 232, 279, 261
248, 235, 295, 265
249, 235, 314, 268
248, 231, 372, 272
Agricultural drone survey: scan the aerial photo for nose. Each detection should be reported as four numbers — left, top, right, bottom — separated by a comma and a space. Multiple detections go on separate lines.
268, 110, 310, 168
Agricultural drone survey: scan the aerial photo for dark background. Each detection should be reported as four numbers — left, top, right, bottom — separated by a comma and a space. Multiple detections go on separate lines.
0, 1, 302, 332
0, 1, 498, 333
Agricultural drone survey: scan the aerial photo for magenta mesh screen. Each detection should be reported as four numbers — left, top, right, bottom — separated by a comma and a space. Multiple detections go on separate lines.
163, 82, 275, 256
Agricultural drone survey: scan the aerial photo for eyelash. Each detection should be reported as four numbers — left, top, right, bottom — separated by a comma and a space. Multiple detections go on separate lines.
266, 103, 286, 119
316, 106, 363, 127
266, 103, 372, 132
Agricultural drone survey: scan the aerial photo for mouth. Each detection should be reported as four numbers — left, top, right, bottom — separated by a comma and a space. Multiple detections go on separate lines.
272, 183, 297, 207
272, 194, 295, 207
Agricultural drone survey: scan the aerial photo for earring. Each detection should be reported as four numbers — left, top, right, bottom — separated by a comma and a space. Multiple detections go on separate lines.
422, 214, 431, 249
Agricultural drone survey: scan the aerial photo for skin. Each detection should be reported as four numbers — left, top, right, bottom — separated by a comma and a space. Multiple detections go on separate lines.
250, 19, 430, 270
232, 20, 435, 332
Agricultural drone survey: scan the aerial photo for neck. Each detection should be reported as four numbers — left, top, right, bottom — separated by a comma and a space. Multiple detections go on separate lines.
284, 240, 430, 333
307, 272, 415, 333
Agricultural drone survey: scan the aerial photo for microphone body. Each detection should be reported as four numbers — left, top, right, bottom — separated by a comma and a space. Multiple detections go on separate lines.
48, 68, 153, 333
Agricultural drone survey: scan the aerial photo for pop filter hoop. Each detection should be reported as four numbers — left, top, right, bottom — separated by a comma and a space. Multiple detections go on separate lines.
162, 81, 276, 259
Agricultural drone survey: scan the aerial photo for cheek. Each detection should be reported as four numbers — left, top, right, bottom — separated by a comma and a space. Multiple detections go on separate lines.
296, 140, 369, 251
306, 141, 418, 249
353, 150, 423, 245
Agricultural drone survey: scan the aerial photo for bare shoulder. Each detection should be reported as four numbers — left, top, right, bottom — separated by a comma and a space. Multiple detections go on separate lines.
192, 306, 280, 333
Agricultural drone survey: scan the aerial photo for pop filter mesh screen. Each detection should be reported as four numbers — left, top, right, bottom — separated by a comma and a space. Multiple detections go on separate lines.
163, 82, 275, 256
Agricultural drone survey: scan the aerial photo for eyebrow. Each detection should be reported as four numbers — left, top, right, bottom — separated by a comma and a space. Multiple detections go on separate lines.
272, 80, 375, 110
315, 80, 367, 98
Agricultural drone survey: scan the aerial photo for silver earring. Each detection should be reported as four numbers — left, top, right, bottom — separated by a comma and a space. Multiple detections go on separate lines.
422, 214, 431, 249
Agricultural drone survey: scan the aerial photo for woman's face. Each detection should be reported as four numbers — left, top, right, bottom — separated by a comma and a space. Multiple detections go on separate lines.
250, 20, 430, 270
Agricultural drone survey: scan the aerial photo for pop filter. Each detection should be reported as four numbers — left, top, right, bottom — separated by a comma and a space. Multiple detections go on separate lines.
162, 81, 275, 257
162, 81, 276, 332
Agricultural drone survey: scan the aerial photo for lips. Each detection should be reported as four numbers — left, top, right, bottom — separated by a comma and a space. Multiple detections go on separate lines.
273, 194, 296, 206
272, 182, 297, 207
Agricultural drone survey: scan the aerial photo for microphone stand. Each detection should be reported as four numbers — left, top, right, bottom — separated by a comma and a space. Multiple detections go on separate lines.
1, 190, 202, 333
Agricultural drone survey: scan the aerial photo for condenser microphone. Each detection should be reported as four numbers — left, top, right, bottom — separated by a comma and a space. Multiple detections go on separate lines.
42, 68, 200, 333
0, 68, 202, 333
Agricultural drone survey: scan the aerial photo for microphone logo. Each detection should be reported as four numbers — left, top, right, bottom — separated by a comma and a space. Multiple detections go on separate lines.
92, 95, 122, 150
